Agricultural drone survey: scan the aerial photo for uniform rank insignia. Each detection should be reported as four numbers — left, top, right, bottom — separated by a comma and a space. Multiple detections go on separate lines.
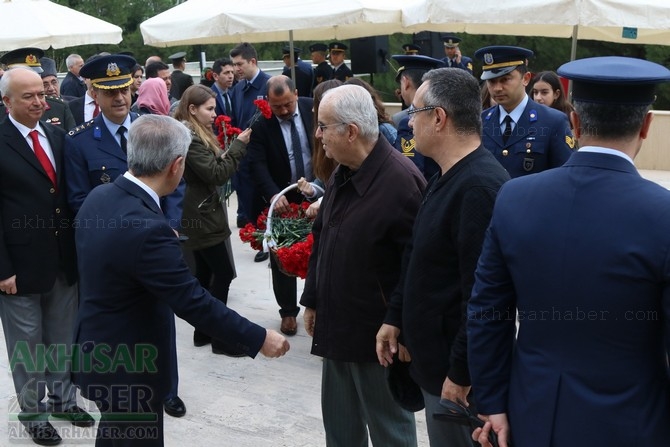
566, 135, 576, 149
401, 137, 415, 157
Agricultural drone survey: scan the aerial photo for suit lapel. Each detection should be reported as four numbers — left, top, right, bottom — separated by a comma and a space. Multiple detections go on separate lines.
2, 120, 52, 182
298, 99, 314, 151
483, 106, 503, 148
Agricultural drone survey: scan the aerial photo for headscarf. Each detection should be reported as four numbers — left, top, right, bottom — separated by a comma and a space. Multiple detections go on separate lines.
137, 77, 170, 116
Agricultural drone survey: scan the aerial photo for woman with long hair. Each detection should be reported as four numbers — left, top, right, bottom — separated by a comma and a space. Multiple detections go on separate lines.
344, 77, 397, 146
174, 84, 252, 356
529, 71, 575, 119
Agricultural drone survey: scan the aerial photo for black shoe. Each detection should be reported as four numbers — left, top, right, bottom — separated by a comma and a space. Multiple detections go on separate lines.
193, 330, 211, 347
164, 397, 186, 418
21, 421, 62, 446
211, 343, 247, 357
254, 250, 269, 262
51, 406, 95, 428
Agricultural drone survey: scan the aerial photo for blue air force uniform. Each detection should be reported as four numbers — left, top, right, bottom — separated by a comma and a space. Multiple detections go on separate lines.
482, 101, 574, 178
475, 45, 574, 178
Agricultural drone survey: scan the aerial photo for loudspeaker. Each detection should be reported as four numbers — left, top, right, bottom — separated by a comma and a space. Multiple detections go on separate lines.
350, 36, 389, 74
412, 31, 445, 60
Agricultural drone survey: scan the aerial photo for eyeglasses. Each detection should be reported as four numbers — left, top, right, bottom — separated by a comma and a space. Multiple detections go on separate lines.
317, 122, 347, 132
407, 105, 437, 116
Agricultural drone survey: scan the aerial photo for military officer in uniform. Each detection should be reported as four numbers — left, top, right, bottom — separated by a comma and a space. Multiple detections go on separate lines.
475, 46, 574, 178
329, 42, 353, 82
64, 53, 189, 420
168, 51, 193, 100
310, 43, 333, 86
0, 48, 75, 130
441, 35, 474, 75
391, 54, 445, 180
402, 43, 422, 55
281, 46, 315, 97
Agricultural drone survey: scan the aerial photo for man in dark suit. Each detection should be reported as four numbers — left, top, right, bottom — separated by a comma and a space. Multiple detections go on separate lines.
281, 46, 314, 97
210, 57, 235, 117
329, 42, 353, 82
0, 49, 76, 131
59, 53, 86, 98
0, 66, 94, 446
168, 51, 193, 100
475, 45, 574, 178
229, 43, 271, 247
469, 57, 670, 447
247, 75, 314, 336
73, 114, 289, 446
64, 54, 187, 419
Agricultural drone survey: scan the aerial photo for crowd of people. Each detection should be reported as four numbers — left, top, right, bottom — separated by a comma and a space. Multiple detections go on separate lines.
0, 36, 670, 447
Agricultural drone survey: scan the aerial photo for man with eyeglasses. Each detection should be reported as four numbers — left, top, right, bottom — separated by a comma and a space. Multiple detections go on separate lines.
376, 67, 509, 446
247, 75, 313, 337
64, 54, 188, 420
391, 54, 445, 181
301, 84, 425, 446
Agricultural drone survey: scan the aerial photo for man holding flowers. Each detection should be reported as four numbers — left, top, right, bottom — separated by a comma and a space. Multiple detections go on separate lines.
247, 75, 314, 336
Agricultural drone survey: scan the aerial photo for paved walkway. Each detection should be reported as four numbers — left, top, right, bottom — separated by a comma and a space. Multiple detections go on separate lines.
0, 195, 428, 446
2, 169, 669, 446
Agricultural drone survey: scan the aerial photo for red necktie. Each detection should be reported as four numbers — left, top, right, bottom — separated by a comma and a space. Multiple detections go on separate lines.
93, 102, 100, 117
29, 130, 57, 187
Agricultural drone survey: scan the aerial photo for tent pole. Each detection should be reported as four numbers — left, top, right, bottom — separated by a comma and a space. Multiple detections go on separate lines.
289, 30, 296, 84
568, 24, 579, 98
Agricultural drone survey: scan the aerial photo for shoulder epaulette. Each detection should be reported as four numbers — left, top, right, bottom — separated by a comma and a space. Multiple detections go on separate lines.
68, 119, 95, 136
46, 95, 65, 104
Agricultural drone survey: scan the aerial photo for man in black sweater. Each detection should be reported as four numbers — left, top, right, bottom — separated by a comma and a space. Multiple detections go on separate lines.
376, 67, 510, 446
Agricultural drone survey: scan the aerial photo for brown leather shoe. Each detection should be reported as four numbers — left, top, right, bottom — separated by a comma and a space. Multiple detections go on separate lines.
280, 316, 297, 336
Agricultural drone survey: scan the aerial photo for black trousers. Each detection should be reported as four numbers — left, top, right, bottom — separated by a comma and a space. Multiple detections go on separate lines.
270, 253, 299, 318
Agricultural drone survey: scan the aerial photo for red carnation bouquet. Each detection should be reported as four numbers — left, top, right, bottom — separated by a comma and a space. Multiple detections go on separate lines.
249, 98, 273, 127
239, 201, 314, 279
214, 114, 243, 201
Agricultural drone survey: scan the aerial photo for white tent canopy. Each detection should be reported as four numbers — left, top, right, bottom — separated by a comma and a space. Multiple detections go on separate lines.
140, 0, 406, 47
0, 0, 122, 51
401, 0, 670, 46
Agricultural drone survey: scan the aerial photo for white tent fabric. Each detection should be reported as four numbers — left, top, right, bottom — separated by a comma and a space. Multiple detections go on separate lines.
0, 0, 122, 51
140, 0, 406, 47
578, 0, 670, 45
402, 0, 670, 46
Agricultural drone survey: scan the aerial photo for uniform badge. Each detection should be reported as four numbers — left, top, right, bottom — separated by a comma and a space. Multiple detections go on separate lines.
523, 157, 535, 171
46, 117, 61, 126
565, 135, 576, 149
100, 172, 111, 184
401, 137, 415, 157
106, 63, 121, 77
484, 53, 494, 65
25, 54, 38, 65
529, 109, 538, 123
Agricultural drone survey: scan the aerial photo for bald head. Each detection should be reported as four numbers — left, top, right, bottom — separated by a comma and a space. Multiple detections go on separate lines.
0, 67, 45, 128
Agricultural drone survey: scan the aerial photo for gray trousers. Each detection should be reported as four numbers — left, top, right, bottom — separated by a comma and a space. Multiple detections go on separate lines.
321, 358, 417, 447
0, 274, 78, 415
421, 389, 476, 447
